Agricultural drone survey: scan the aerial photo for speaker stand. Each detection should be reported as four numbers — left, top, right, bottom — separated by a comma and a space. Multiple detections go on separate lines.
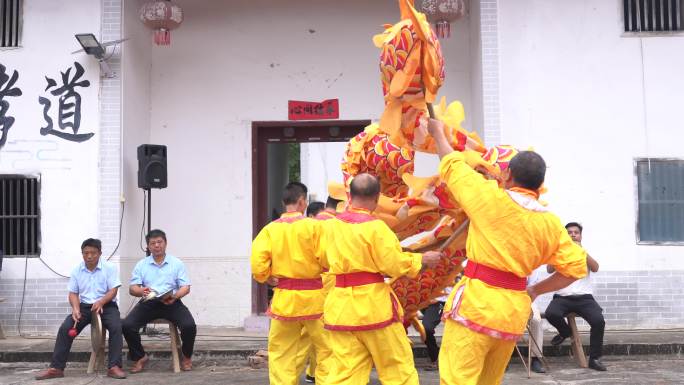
146, 188, 152, 256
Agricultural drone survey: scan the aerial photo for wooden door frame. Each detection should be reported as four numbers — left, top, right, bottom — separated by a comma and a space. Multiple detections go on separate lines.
251, 120, 370, 314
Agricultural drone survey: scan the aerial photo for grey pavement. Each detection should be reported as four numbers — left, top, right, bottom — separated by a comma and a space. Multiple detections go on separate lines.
2, 327, 684, 384
2, 328, 684, 362
1, 355, 684, 384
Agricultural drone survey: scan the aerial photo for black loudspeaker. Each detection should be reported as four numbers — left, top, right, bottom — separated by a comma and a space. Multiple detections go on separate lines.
137, 144, 167, 189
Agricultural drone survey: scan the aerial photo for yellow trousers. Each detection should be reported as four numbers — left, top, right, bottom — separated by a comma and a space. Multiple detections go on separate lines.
326, 322, 418, 385
439, 320, 515, 385
295, 328, 316, 378
269, 318, 331, 385
306, 351, 316, 377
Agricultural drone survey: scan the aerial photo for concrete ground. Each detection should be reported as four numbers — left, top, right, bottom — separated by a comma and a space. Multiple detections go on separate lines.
2, 327, 684, 384
1, 355, 684, 384
2, 328, 684, 362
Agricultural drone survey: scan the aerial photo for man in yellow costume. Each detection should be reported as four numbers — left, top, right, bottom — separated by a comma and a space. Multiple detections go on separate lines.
251, 182, 331, 385
297, 196, 342, 383
427, 119, 589, 385
321, 173, 442, 385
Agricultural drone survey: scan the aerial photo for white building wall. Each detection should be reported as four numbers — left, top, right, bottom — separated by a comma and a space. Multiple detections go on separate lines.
498, 0, 684, 328
0, 0, 105, 334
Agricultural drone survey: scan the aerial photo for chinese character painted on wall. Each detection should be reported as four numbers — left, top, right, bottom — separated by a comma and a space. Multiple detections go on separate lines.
0, 64, 22, 150
39, 62, 94, 142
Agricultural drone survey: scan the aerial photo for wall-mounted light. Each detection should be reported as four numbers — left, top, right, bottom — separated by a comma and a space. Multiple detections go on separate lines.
75, 34, 106, 58
73, 33, 127, 78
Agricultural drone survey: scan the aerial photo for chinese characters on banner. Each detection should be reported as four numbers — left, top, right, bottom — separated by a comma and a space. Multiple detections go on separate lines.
0, 64, 22, 150
39, 62, 94, 142
288, 99, 339, 120
0, 61, 94, 151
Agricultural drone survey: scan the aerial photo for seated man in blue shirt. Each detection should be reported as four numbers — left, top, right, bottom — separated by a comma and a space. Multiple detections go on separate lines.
122, 229, 196, 373
35, 238, 126, 380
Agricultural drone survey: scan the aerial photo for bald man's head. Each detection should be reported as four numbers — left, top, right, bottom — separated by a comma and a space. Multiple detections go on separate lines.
350, 174, 380, 199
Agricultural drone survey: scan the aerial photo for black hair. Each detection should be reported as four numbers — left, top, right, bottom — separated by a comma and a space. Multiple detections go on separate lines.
350, 174, 380, 199
508, 151, 546, 190
81, 238, 102, 252
326, 196, 342, 210
565, 222, 583, 233
282, 182, 308, 205
306, 201, 325, 217
146, 229, 167, 244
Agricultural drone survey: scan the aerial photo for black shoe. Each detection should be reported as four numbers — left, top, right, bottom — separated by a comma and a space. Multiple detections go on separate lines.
530, 357, 546, 374
424, 361, 438, 371
588, 358, 607, 371
550, 334, 567, 346
305, 374, 315, 383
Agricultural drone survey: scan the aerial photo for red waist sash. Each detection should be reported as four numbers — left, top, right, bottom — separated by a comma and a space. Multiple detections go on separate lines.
277, 277, 323, 290
335, 272, 384, 288
463, 261, 526, 291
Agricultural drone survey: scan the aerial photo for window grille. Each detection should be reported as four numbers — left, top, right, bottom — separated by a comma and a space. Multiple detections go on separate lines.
0, 0, 22, 48
635, 159, 684, 244
624, 0, 683, 32
0, 174, 40, 257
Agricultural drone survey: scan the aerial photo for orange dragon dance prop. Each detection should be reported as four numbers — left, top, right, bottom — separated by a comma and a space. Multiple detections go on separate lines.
333, 1, 534, 338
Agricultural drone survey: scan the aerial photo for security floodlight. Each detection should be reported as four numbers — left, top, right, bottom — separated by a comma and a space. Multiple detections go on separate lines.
75, 33, 106, 59
73, 33, 120, 78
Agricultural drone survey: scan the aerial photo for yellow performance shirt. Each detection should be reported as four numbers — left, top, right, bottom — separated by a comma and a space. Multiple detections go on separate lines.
321, 208, 423, 331
251, 211, 326, 320
314, 210, 336, 221
314, 210, 337, 295
439, 151, 587, 339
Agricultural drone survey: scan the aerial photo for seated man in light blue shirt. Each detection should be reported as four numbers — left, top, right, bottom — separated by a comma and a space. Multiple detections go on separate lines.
122, 229, 196, 373
35, 238, 126, 380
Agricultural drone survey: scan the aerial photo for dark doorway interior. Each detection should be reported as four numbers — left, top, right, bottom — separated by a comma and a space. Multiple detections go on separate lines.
251, 120, 370, 314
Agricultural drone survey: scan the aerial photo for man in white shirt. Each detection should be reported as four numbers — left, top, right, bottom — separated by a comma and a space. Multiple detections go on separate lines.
546, 222, 606, 371
527, 267, 547, 374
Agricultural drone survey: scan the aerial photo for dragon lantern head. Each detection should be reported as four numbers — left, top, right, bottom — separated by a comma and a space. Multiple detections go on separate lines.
375, 0, 445, 152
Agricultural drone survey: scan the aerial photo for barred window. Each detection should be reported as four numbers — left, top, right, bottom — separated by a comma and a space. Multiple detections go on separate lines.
624, 0, 683, 32
0, 175, 40, 257
636, 159, 684, 244
0, 0, 22, 48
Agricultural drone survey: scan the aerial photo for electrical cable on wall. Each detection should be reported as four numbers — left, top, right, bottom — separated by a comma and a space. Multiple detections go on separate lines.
36, 199, 126, 277
107, 200, 125, 260
139, 189, 147, 252
38, 257, 70, 278
17, 257, 28, 337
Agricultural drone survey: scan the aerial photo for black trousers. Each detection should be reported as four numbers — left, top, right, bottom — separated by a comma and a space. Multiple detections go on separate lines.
545, 294, 605, 359
122, 299, 196, 361
421, 302, 444, 363
51, 302, 123, 370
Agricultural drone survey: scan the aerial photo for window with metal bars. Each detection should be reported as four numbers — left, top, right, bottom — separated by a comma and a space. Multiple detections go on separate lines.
635, 159, 684, 244
624, 0, 683, 32
0, 0, 22, 48
0, 175, 40, 257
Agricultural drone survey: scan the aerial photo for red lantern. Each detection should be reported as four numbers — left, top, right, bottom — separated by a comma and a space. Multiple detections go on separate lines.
421, 0, 466, 39
139, 0, 184, 46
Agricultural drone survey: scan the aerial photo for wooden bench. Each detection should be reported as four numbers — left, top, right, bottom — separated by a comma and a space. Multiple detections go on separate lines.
567, 313, 588, 368
150, 319, 182, 373
524, 311, 587, 377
